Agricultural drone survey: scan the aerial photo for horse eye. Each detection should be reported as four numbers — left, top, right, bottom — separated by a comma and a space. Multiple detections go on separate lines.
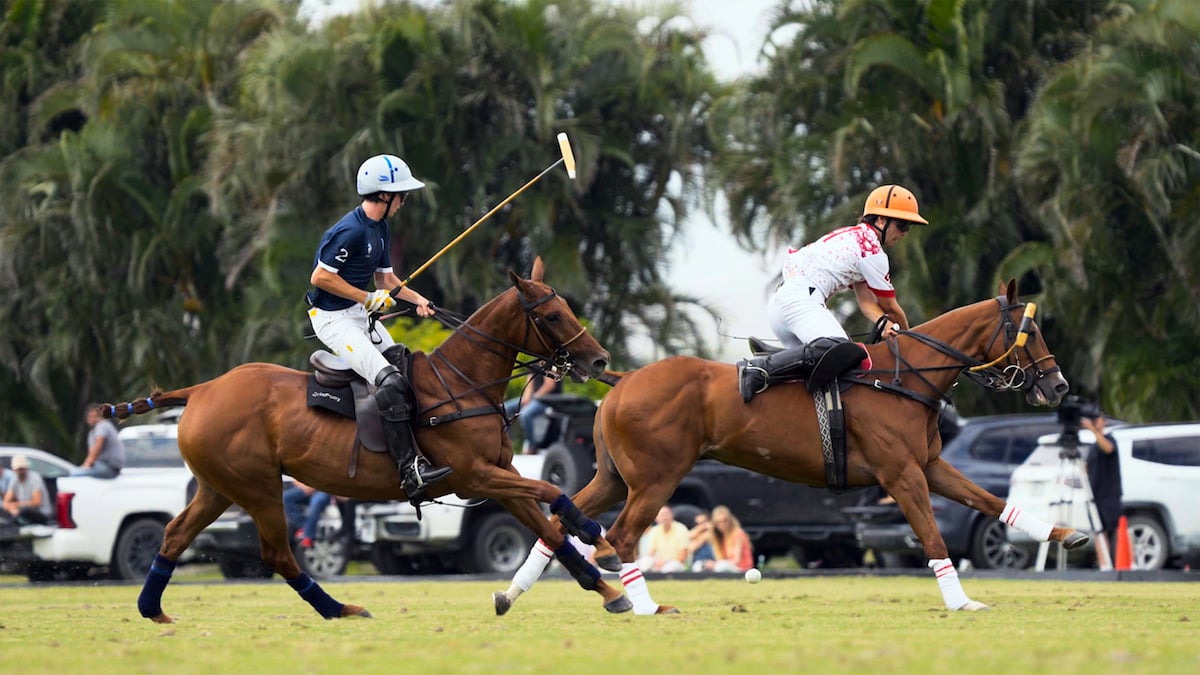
546, 312, 561, 324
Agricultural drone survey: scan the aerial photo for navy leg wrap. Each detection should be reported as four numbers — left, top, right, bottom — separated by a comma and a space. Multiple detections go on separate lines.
554, 539, 601, 591
137, 554, 176, 618
550, 494, 602, 545
287, 573, 344, 619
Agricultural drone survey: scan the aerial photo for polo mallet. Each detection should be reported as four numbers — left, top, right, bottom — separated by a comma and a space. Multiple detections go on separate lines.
392, 132, 577, 294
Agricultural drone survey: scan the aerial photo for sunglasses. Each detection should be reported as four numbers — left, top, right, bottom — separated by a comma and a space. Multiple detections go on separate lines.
895, 221, 912, 233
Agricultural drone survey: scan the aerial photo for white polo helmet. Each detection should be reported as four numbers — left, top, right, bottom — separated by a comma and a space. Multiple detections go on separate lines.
356, 154, 425, 195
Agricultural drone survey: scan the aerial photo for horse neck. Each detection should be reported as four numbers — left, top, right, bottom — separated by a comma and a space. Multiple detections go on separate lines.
896, 300, 1001, 394
432, 289, 529, 396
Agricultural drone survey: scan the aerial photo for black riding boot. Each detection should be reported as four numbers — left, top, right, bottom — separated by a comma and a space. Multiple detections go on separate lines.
374, 365, 452, 502
737, 345, 815, 403
737, 338, 867, 402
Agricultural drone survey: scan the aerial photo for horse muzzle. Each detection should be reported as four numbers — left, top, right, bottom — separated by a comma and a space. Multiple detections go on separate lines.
1027, 371, 1069, 407
569, 351, 610, 382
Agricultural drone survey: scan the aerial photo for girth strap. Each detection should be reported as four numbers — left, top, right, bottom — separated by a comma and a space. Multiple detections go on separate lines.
812, 382, 847, 490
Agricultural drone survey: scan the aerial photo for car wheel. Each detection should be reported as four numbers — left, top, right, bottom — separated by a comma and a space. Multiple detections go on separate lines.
970, 519, 1031, 569
112, 518, 166, 581
467, 511, 536, 574
217, 557, 275, 579
295, 532, 349, 580
541, 445, 583, 495
1127, 514, 1169, 570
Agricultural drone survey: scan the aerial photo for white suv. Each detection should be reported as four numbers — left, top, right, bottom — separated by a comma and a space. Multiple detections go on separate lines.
1007, 423, 1200, 569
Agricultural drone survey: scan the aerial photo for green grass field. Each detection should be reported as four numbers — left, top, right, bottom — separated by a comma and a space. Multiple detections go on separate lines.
2, 574, 1197, 674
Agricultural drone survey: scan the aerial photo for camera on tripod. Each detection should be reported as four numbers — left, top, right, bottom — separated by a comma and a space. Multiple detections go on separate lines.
1056, 395, 1101, 457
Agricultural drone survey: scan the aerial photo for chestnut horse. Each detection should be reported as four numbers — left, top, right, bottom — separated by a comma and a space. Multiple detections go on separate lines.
104, 258, 633, 622
493, 280, 1082, 615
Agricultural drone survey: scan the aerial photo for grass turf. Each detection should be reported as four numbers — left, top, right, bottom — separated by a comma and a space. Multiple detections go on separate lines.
1, 575, 1197, 674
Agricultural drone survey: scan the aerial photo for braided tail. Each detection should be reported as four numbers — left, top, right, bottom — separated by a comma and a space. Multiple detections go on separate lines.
102, 388, 195, 420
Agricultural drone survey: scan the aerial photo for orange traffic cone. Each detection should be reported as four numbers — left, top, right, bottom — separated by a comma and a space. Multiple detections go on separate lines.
1114, 515, 1133, 571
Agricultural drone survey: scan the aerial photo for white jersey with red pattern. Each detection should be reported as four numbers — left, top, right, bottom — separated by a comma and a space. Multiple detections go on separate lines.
778, 223, 893, 302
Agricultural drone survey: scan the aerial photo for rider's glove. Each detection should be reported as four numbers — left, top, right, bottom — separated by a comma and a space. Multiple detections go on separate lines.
364, 289, 396, 313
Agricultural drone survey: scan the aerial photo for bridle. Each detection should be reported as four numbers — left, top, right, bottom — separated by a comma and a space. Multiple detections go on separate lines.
399, 286, 592, 428
961, 299, 1060, 393
859, 298, 1061, 408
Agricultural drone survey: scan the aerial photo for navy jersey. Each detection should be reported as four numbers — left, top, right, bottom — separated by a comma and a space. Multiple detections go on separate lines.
307, 206, 393, 310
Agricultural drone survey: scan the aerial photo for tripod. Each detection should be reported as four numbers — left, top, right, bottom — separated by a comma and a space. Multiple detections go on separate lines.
1035, 438, 1113, 571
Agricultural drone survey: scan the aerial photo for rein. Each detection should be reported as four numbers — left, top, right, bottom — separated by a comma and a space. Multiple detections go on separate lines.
853, 298, 1059, 409
400, 289, 586, 428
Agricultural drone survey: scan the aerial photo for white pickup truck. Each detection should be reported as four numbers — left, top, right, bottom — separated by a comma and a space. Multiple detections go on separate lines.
24, 416, 196, 582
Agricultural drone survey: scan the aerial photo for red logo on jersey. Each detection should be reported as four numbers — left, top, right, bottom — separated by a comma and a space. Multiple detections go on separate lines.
855, 228, 882, 257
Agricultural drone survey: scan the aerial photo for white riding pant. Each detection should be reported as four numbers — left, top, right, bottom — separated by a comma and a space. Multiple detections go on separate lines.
766, 281, 848, 348
308, 304, 396, 383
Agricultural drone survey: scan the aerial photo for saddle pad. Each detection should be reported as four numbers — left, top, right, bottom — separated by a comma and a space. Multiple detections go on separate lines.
306, 377, 355, 419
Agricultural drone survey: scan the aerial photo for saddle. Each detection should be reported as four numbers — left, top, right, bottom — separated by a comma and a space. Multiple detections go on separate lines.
306, 349, 411, 457
744, 337, 851, 490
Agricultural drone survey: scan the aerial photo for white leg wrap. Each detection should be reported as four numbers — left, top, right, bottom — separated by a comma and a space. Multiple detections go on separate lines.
507, 539, 555, 599
929, 558, 971, 610
620, 562, 659, 615
1000, 504, 1053, 542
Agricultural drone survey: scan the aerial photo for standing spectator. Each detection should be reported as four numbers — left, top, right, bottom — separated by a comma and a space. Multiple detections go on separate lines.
73, 403, 126, 478
637, 505, 691, 573
1082, 412, 1122, 559
710, 505, 754, 573
3, 454, 53, 525
517, 365, 563, 453
688, 510, 717, 572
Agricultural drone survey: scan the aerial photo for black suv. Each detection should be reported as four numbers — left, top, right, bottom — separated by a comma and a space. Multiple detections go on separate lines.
533, 395, 886, 568
844, 413, 1063, 569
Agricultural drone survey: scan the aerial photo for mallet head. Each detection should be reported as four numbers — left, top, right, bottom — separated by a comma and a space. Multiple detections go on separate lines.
557, 132, 577, 180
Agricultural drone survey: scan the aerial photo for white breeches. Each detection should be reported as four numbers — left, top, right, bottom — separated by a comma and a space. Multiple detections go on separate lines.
766, 284, 848, 347
308, 304, 396, 382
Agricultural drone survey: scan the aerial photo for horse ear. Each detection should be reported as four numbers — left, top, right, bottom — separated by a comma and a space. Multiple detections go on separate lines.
530, 256, 545, 283
1005, 278, 1018, 303
508, 269, 523, 290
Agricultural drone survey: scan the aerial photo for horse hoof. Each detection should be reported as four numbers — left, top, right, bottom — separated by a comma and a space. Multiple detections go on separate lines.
341, 605, 372, 618
604, 596, 633, 614
1063, 530, 1090, 550
149, 613, 174, 624
957, 600, 990, 611
594, 553, 622, 572
493, 592, 513, 616
656, 605, 680, 614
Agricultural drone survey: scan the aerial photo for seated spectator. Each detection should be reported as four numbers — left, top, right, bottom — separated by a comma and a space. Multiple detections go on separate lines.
517, 363, 562, 453
2, 454, 53, 525
709, 505, 754, 573
282, 480, 332, 549
636, 505, 691, 573
688, 510, 717, 572
0, 460, 13, 497
71, 403, 126, 478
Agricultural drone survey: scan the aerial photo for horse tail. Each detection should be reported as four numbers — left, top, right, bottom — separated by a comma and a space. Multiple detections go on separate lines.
596, 369, 628, 388
101, 385, 201, 421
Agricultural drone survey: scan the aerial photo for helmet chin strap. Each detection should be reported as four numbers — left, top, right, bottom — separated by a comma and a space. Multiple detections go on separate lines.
872, 217, 890, 243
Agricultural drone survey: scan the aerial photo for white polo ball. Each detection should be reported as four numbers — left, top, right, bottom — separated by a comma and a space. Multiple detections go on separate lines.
744, 568, 762, 584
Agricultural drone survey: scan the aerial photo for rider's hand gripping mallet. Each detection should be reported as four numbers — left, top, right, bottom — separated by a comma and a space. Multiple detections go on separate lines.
393, 132, 578, 294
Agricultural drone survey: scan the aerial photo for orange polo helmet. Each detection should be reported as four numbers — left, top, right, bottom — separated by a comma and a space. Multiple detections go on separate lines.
862, 185, 928, 224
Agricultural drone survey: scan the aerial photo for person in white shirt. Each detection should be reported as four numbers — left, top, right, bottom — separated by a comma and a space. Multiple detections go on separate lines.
739, 185, 928, 401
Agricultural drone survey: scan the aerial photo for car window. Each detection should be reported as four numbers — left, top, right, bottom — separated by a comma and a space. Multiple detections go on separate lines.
121, 436, 184, 468
969, 429, 1010, 463
30, 457, 70, 478
1009, 424, 1061, 464
968, 423, 1060, 464
1132, 436, 1200, 467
